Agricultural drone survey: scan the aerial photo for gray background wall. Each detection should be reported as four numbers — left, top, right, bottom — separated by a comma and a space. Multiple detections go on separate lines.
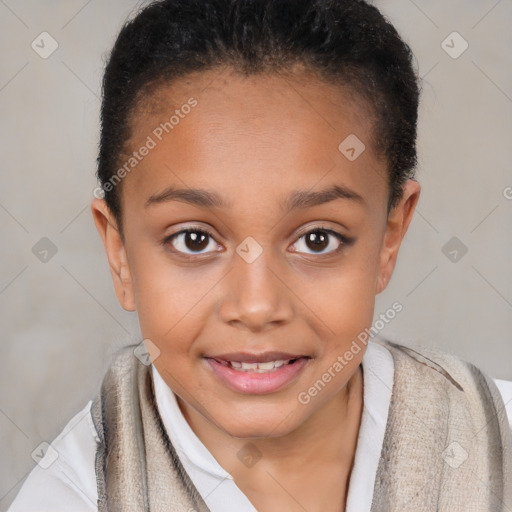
0, 0, 511, 508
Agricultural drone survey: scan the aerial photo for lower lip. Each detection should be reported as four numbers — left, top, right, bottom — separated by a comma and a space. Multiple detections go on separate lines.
206, 358, 309, 394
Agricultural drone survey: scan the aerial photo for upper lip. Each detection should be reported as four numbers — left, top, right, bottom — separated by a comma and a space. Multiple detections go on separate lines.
206, 351, 309, 363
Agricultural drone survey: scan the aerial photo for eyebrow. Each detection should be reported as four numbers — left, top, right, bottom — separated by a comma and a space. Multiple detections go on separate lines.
283, 184, 364, 211
145, 186, 228, 209
145, 184, 364, 212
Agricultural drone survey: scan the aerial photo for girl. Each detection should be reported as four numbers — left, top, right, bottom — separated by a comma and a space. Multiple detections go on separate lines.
8, 0, 511, 511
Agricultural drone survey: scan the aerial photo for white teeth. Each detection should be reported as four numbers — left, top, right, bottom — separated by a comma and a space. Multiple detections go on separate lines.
256, 361, 275, 370
226, 359, 292, 372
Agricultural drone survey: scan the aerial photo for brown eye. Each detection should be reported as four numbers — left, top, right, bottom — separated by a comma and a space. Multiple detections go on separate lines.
166, 228, 220, 255
305, 231, 329, 252
291, 228, 348, 255
184, 231, 209, 251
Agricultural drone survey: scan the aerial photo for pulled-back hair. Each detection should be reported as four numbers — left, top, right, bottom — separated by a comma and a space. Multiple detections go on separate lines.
97, 0, 420, 226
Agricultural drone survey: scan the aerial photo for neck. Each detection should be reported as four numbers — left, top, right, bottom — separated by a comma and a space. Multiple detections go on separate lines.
177, 364, 364, 510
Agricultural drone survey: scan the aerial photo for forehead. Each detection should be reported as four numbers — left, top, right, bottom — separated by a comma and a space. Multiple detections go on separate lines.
120, 67, 388, 214
129, 66, 377, 149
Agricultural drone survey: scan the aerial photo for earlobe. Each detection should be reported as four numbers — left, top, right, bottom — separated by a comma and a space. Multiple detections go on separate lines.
376, 180, 421, 294
91, 199, 136, 311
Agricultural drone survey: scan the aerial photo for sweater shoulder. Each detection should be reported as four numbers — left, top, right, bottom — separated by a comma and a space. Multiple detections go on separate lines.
373, 337, 511, 444
373, 337, 495, 394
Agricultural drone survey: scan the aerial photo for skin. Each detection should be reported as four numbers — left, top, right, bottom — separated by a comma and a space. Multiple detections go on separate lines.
92, 66, 420, 512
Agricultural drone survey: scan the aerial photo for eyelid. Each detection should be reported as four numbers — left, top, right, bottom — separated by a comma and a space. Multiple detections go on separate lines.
293, 223, 352, 244
294, 223, 344, 238
164, 224, 217, 241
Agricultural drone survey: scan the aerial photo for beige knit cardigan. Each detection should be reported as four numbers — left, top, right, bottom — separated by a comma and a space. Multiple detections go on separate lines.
91, 339, 512, 511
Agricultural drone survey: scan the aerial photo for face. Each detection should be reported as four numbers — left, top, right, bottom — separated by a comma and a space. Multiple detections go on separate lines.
92, 66, 419, 439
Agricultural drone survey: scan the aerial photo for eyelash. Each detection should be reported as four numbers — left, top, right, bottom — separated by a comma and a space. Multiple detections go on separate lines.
163, 226, 352, 257
163, 227, 218, 257
292, 228, 352, 256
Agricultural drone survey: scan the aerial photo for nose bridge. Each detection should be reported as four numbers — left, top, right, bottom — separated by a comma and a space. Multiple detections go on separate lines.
218, 241, 292, 330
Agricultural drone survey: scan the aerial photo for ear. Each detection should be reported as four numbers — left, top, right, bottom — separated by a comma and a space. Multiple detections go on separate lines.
376, 180, 421, 294
91, 199, 136, 311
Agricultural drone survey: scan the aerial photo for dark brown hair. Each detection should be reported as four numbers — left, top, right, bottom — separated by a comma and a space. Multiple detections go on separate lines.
97, 0, 420, 229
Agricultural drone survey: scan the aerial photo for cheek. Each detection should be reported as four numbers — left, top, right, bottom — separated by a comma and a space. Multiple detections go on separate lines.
307, 278, 374, 368
304, 242, 383, 338
129, 222, 383, 356
128, 248, 218, 348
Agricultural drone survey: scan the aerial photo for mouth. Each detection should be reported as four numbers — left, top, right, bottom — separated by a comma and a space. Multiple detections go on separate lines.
204, 352, 311, 394
213, 357, 301, 373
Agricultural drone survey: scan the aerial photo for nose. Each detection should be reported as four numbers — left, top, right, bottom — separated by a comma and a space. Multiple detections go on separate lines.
218, 247, 294, 332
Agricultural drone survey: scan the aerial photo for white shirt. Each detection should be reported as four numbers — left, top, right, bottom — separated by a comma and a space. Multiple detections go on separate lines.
8, 342, 512, 512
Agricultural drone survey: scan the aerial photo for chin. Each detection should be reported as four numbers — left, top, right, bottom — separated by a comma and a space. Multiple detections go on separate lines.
211, 406, 304, 439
